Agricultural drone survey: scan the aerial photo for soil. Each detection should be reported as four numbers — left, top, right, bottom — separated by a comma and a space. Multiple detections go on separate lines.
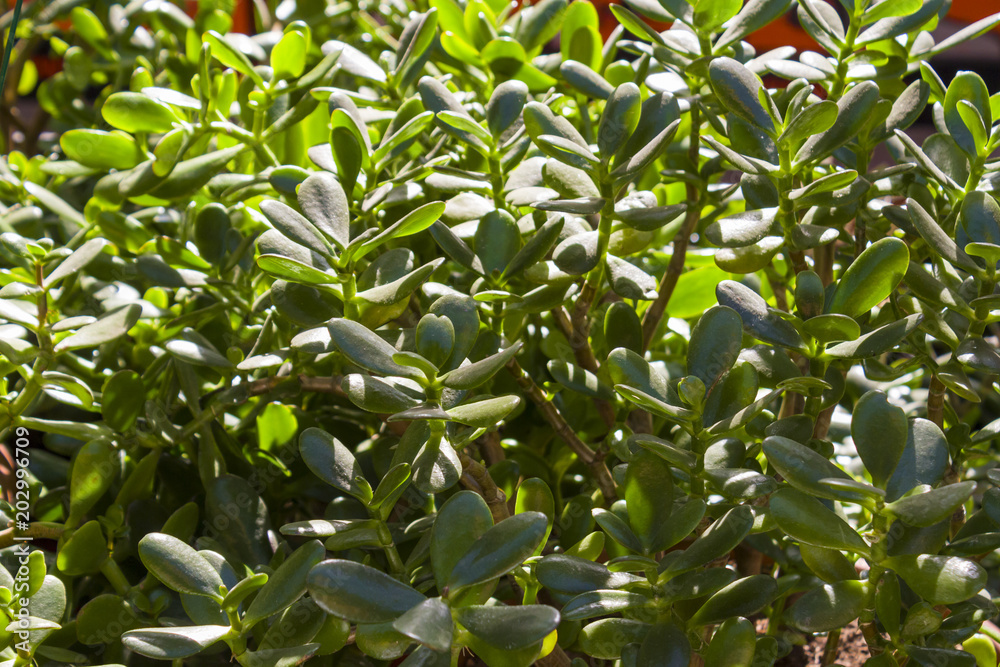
775, 621, 871, 667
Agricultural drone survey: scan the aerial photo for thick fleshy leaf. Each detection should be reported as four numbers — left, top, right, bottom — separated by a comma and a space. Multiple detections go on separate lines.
55, 304, 141, 352
138, 533, 225, 600
851, 390, 907, 488
308, 559, 425, 623
886, 418, 949, 502
456, 604, 559, 650
299, 427, 370, 502
717, 280, 806, 351
561, 590, 653, 621
447, 512, 548, 591
297, 172, 350, 248
709, 58, 774, 131
786, 580, 868, 632
665, 506, 754, 574
884, 482, 976, 528
704, 617, 757, 667
328, 319, 423, 380
689, 575, 779, 627
687, 306, 743, 390
794, 82, 881, 166
624, 449, 674, 554
762, 436, 869, 504
243, 540, 325, 629
770, 488, 870, 554
393, 598, 453, 652
122, 626, 231, 659
828, 238, 908, 318
446, 395, 521, 427
882, 555, 986, 604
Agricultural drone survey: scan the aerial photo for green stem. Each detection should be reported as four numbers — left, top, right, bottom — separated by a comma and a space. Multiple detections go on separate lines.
100, 558, 132, 596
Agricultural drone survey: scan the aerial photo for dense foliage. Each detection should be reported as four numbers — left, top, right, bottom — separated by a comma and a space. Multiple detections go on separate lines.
3, 0, 1000, 665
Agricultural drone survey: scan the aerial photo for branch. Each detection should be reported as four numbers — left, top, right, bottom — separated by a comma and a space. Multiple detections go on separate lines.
506, 359, 617, 501
460, 454, 510, 524
552, 307, 616, 427
641, 105, 703, 352
0, 521, 64, 549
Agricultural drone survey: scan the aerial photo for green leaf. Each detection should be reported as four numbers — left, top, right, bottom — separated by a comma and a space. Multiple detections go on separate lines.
576, 618, 649, 660
204, 30, 265, 86
786, 580, 868, 632
598, 82, 641, 159
355, 202, 445, 261
101, 92, 178, 133
716, 0, 792, 49
717, 280, 807, 351
824, 314, 923, 359
828, 238, 908, 318
692, 0, 741, 32
447, 511, 548, 591
446, 395, 521, 427
547, 359, 614, 400
55, 304, 141, 353
67, 438, 116, 527
431, 491, 494, 593
665, 506, 754, 574
884, 482, 976, 527
299, 428, 371, 502
57, 520, 109, 576
689, 575, 779, 627
271, 25, 309, 81
944, 71, 991, 157
851, 390, 908, 488
259, 199, 335, 258
561, 590, 653, 620
762, 436, 870, 504
624, 448, 674, 554
704, 617, 757, 667
308, 559, 426, 623
328, 319, 423, 380
794, 82, 881, 167
122, 626, 231, 660
486, 80, 529, 138
138, 533, 224, 600
456, 604, 560, 650
393, 598, 453, 652
61, 130, 142, 171
862, 0, 920, 24
709, 58, 774, 132
770, 488, 870, 554
257, 254, 337, 285
243, 540, 325, 629
638, 621, 690, 667
882, 555, 986, 604
440, 343, 522, 390
475, 209, 520, 276
536, 554, 641, 594
687, 306, 743, 389
516, 0, 569, 52
297, 172, 350, 249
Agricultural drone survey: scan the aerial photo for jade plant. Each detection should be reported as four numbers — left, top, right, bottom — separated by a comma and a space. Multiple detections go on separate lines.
4, 0, 1000, 665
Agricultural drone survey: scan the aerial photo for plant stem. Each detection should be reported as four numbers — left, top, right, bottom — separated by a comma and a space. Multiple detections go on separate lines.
641, 104, 702, 351
460, 453, 509, 523
822, 628, 842, 666
505, 358, 617, 501
551, 306, 615, 427
927, 374, 946, 429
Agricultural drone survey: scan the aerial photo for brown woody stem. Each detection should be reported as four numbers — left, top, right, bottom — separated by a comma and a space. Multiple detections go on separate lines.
642, 105, 702, 351
506, 359, 617, 501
